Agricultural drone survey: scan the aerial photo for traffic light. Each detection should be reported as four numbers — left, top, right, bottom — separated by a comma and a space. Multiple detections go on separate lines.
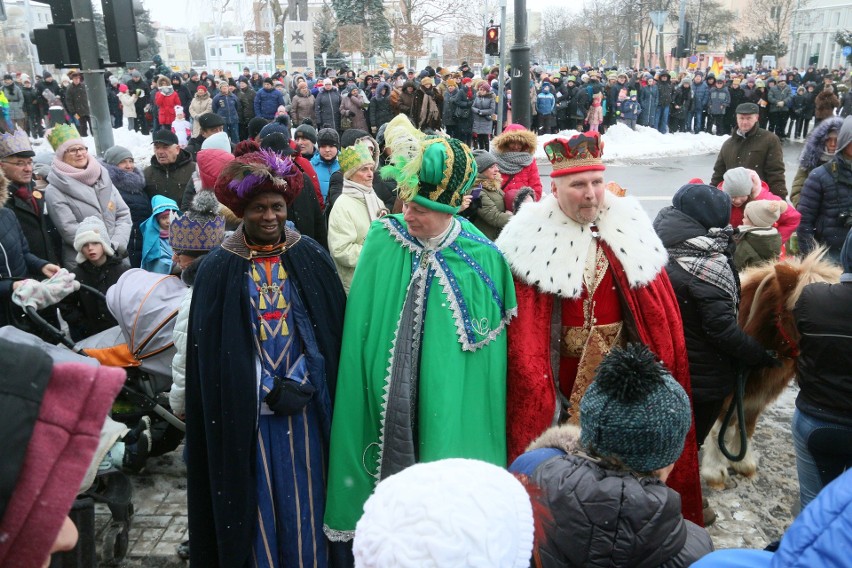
485, 26, 500, 56
102, 0, 148, 65
30, 1, 80, 67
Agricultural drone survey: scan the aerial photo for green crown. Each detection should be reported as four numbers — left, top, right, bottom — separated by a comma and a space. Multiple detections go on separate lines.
47, 124, 82, 151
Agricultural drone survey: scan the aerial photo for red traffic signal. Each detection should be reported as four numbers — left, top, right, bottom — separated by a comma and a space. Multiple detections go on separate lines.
485, 26, 500, 56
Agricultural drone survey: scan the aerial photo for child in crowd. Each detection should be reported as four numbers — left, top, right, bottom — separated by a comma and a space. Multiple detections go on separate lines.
67, 216, 129, 338
171, 106, 192, 147
117, 84, 138, 131
619, 91, 642, 131
140, 195, 179, 274
734, 199, 784, 271
587, 92, 604, 133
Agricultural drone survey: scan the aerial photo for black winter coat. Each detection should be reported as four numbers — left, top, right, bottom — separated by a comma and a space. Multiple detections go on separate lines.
367, 83, 394, 132
509, 425, 713, 568
4, 182, 60, 265
103, 162, 151, 268
797, 157, 852, 255
794, 281, 852, 426
143, 150, 196, 206
654, 207, 773, 401
288, 173, 327, 249
68, 256, 128, 338
0, 208, 47, 328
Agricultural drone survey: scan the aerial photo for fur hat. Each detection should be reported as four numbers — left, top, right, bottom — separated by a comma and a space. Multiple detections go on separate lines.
492, 124, 537, 154
544, 131, 605, 178
380, 115, 477, 214
214, 150, 304, 216
580, 343, 691, 473
744, 199, 782, 228
74, 216, 115, 263
0, 343, 124, 568
353, 459, 534, 568
102, 145, 133, 166
169, 191, 225, 253
722, 167, 756, 198
339, 141, 375, 179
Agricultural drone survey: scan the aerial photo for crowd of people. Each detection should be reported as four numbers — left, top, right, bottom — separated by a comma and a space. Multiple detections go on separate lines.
1, 57, 851, 568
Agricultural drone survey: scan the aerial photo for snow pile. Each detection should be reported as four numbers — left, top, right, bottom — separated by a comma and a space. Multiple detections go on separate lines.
32, 128, 156, 165
536, 123, 728, 163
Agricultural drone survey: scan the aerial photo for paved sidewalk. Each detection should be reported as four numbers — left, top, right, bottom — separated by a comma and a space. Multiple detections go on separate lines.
94, 384, 801, 566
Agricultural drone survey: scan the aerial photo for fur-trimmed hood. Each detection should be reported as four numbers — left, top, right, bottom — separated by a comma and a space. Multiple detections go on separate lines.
100, 161, 145, 195
492, 124, 537, 154
800, 117, 844, 170
496, 193, 668, 298
526, 423, 583, 454
373, 81, 391, 102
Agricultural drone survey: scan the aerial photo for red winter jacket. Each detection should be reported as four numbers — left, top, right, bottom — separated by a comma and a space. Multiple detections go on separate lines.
492, 124, 543, 210
156, 91, 180, 125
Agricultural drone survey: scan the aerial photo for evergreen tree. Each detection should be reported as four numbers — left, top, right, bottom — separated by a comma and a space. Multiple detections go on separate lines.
330, 0, 390, 58
314, 2, 344, 70
135, 6, 161, 62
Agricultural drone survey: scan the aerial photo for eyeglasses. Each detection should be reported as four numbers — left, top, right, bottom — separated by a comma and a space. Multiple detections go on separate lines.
1, 159, 33, 168
66, 147, 88, 155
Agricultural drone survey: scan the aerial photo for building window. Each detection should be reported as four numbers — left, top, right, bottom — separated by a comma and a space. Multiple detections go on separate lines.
770, 6, 781, 21
210, 47, 216, 56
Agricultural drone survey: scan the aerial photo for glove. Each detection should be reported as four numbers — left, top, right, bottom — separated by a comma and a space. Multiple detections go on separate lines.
777, 101, 785, 107
113, 242, 127, 257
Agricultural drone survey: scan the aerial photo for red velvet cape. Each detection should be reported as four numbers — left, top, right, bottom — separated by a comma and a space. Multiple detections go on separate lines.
506, 241, 704, 526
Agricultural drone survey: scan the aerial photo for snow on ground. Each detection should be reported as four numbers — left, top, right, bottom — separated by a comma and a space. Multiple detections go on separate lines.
31, 128, 156, 165
537, 123, 729, 163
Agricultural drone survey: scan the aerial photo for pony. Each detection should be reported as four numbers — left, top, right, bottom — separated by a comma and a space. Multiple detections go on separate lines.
701, 248, 842, 489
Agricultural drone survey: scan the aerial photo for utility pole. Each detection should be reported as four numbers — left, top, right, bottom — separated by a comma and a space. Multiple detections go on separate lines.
70, 0, 113, 155
509, 0, 530, 129
677, 0, 686, 71
496, 0, 507, 134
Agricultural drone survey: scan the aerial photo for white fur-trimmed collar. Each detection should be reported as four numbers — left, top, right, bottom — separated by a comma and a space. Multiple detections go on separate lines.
496, 193, 667, 298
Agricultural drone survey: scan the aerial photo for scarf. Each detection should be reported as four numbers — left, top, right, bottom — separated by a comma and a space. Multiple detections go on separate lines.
13, 185, 39, 216
418, 90, 440, 128
342, 178, 387, 221
668, 228, 739, 302
494, 150, 533, 174
51, 155, 103, 187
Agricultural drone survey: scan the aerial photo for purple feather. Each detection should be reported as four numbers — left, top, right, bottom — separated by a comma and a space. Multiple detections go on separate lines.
258, 148, 296, 179
230, 172, 267, 198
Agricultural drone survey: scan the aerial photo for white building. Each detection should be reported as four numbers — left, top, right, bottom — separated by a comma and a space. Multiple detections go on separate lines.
0, 0, 53, 76
203, 35, 273, 75
156, 28, 193, 71
790, 0, 852, 69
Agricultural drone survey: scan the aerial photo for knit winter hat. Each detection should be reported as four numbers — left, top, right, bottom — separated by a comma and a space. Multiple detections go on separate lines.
317, 128, 340, 148
722, 166, 756, 198
672, 183, 732, 231
580, 343, 692, 473
0, 346, 125, 568
248, 116, 268, 139
46, 123, 83, 155
214, 150, 304, 216
259, 114, 292, 141
544, 131, 605, 178
74, 216, 116, 263
353, 459, 534, 568
294, 123, 318, 144
744, 199, 782, 228
380, 114, 477, 214
201, 131, 232, 152
102, 145, 133, 166
473, 149, 498, 174
169, 191, 225, 253
339, 141, 375, 179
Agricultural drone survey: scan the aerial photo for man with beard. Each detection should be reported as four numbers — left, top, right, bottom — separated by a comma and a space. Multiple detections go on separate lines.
496, 130, 704, 528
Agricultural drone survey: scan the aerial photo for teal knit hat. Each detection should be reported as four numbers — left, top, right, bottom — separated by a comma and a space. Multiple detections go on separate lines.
580, 343, 691, 473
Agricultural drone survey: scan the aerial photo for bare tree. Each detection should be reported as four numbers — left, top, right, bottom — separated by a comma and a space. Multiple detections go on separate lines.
744, 0, 809, 41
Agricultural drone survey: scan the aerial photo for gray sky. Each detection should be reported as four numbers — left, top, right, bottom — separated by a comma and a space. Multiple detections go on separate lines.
142, 0, 570, 30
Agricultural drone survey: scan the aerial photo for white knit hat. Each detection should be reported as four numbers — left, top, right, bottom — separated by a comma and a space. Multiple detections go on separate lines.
722, 167, 756, 198
744, 199, 783, 228
353, 459, 534, 568
73, 216, 115, 263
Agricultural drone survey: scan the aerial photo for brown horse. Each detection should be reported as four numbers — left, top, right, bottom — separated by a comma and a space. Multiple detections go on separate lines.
701, 248, 842, 489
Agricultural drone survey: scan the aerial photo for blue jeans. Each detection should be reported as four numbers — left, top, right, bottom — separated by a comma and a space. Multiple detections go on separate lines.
225, 122, 239, 144
655, 105, 670, 134
792, 408, 852, 508
689, 109, 703, 132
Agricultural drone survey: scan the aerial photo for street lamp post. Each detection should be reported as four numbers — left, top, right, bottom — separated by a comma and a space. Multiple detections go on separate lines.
509, 0, 530, 129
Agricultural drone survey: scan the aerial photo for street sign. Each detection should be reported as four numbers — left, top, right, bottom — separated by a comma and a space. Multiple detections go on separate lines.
650, 10, 666, 32
843, 45, 852, 57
599, 58, 607, 66
696, 33, 709, 45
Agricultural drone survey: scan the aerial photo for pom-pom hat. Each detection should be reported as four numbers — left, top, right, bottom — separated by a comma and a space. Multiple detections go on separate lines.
380, 114, 477, 214
170, 191, 226, 252
214, 150, 304, 217
544, 131, 605, 177
580, 343, 692, 473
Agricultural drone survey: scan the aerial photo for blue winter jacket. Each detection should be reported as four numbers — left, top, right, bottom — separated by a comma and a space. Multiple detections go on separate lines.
692, 79, 710, 111
310, 153, 340, 200
140, 195, 179, 274
691, 468, 852, 568
254, 86, 285, 120
797, 157, 852, 255
620, 99, 641, 120
212, 92, 240, 125
536, 88, 556, 115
